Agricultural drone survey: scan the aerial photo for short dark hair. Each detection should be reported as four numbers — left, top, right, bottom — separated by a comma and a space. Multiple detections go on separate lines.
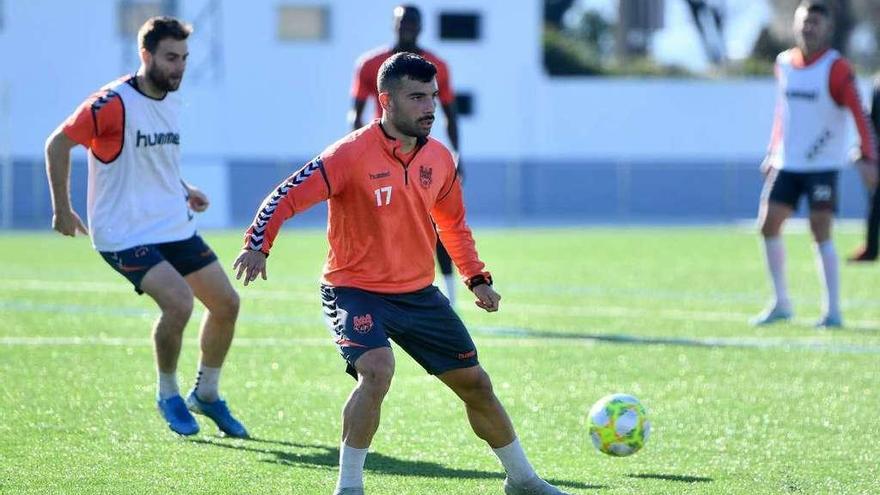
138, 16, 192, 53
377, 52, 437, 93
798, 1, 831, 16
394, 4, 422, 21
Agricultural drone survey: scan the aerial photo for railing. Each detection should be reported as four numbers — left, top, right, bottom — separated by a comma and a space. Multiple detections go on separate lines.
0, 157, 871, 229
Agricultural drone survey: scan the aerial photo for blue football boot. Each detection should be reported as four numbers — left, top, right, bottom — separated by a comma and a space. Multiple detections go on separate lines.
815, 313, 843, 329
157, 395, 200, 436
185, 390, 249, 438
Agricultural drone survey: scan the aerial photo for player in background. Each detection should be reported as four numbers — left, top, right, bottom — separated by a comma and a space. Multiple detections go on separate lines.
752, 1, 877, 328
44, 17, 247, 437
235, 53, 570, 495
349, 4, 462, 306
847, 76, 880, 262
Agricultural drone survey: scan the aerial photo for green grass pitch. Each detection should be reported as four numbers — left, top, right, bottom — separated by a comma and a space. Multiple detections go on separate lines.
1, 227, 878, 494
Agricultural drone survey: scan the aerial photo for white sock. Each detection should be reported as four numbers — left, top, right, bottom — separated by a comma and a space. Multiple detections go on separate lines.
762, 237, 791, 310
492, 438, 537, 484
443, 274, 457, 306
194, 364, 221, 402
158, 371, 179, 400
336, 442, 368, 490
815, 240, 840, 316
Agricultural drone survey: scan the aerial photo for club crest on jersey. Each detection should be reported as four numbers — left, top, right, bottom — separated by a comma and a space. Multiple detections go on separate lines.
353, 314, 374, 334
419, 165, 433, 189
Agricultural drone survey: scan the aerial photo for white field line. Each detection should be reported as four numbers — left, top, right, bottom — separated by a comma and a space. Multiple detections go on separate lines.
0, 280, 880, 329
0, 279, 880, 308
0, 335, 569, 348
2, 331, 878, 354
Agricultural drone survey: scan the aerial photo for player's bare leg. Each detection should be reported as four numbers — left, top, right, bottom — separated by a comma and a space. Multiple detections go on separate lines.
809, 208, 841, 327
752, 200, 794, 325
438, 365, 514, 447
183, 261, 248, 437
186, 261, 240, 371
140, 262, 199, 435
848, 185, 880, 262
439, 366, 570, 495
335, 348, 395, 494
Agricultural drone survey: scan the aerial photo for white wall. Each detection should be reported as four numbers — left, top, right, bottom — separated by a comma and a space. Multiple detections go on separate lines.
531, 78, 778, 161
1, 0, 788, 163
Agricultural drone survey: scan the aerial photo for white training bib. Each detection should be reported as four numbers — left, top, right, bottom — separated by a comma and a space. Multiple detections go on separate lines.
769, 49, 849, 172
86, 77, 194, 251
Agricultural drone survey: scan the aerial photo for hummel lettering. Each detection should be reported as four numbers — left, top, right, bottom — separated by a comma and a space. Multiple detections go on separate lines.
137, 130, 180, 148
369, 171, 391, 180
785, 90, 818, 101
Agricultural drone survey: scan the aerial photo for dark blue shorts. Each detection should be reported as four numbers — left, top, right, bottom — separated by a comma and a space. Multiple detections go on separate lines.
762, 169, 839, 212
320, 285, 479, 378
99, 234, 218, 294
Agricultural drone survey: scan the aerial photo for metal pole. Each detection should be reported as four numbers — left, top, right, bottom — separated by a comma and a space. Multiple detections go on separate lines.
0, 81, 12, 229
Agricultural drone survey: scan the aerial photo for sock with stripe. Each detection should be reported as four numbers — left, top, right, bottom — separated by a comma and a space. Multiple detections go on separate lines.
193, 364, 221, 402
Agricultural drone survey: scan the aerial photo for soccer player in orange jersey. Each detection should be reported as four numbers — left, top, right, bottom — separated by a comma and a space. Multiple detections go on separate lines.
753, 1, 877, 327
235, 53, 569, 495
349, 4, 462, 306
44, 17, 247, 437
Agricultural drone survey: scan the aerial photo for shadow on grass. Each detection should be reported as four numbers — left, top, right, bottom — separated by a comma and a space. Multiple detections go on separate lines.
627, 473, 713, 483
474, 327, 880, 354
188, 437, 604, 490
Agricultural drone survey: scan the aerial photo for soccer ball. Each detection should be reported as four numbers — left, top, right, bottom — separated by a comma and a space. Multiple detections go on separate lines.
588, 393, 650, 457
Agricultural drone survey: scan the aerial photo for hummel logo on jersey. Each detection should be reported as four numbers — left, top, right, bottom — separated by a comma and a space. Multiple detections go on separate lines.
785, 90, 818, 101
369, 171, 391, 180
137, 130, 180, 148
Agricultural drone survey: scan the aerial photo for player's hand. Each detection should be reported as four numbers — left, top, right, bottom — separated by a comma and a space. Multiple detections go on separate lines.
52, 208, 88, 237
856, 158, 879, 191
187, 186, 210, 212
233, 249, 268, 286
473, 284, 501, 312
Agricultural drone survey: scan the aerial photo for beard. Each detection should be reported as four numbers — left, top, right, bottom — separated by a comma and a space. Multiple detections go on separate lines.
146, 64, 182, 92
391, 113, 434, 138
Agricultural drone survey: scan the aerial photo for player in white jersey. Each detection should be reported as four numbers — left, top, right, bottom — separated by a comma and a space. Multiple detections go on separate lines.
753, 1, 877, 328
44, 16, 248, 437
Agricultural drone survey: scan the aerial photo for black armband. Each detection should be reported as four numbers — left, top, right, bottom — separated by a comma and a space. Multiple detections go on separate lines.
466, 273, 492, 291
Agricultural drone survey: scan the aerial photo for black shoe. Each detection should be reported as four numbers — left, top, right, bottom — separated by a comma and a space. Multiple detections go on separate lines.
847, 245, 877, 263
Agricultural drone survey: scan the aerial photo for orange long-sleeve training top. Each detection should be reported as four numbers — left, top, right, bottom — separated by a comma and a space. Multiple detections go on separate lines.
243, 120, 489, 293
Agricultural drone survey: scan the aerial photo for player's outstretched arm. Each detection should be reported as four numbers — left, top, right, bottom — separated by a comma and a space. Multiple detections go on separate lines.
233, 249, 267, 286
45, 129, 88, 237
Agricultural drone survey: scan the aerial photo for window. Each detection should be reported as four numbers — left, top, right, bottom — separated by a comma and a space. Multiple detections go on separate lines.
455, 93, 474, 116
277, 5, 329, 41
439, 12, 481, 41
118, 1, 164, 37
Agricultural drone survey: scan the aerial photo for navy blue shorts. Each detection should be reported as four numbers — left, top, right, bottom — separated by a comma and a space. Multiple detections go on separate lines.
762, 169, 839, 212
99, 234, 218, 294
320, 285, 479, 378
